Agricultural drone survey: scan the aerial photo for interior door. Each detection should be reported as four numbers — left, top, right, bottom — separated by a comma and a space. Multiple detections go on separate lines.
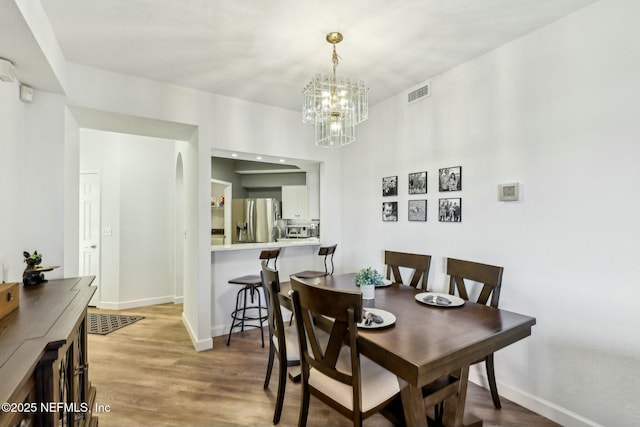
79, 171, 101, 306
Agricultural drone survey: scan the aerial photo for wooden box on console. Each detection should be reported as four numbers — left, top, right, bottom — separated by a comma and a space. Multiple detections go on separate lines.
0, 282, 20, 321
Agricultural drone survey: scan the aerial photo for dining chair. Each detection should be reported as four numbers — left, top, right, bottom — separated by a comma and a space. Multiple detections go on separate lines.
226, 248, 281, 347
446, 257, 505, 409
292, 244, 337, 278
261, 261, 300, 424
289, 277, 400, 427
384, 250, 431, 289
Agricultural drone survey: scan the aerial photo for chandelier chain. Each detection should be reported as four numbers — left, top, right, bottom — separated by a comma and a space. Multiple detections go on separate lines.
332, 44, 340, 76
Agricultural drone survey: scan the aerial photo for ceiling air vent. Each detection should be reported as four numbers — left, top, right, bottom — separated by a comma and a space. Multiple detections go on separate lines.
407, 82, 431, 104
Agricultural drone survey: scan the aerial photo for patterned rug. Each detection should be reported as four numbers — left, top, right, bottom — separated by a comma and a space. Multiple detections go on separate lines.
87, 313, 144, 335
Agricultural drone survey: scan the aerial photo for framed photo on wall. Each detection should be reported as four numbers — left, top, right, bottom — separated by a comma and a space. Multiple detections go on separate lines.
408, 200, 427, 222
438, 198, 462, 222
408, 171, 427, 194
382, 201, 398, 222
438, 166, 462, 192
382, 176, 398, 197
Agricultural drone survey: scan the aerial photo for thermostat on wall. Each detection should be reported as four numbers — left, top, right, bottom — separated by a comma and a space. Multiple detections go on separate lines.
499, 183, 519, 201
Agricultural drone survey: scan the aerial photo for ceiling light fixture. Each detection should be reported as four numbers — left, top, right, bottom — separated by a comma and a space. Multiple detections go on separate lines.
302, 32, 368, 148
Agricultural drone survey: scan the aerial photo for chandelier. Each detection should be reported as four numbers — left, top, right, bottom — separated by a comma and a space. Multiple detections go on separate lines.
302, 32, 368, 148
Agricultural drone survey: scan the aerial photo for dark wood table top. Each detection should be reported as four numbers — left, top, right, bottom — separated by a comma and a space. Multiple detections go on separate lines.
284, 273, 536, 426
0, 276, 96, 403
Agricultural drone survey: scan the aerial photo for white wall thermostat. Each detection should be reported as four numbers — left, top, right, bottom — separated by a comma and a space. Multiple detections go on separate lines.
499, 183, 520, 202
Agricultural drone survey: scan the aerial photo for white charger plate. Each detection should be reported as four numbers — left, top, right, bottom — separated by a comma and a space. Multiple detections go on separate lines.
354, 279, 393, 287
378, 279, 393, 287
357, 308, 396, 329
415, 292, 465, 307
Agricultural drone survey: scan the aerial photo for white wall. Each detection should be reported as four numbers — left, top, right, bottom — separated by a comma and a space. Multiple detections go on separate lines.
0, 77, 67, 283
21, 90, 66, 279
79, 130, 121, 303
80, 129, 176, 309
341, 1, 640, 426
63, 107, 80, 277
0, 80, 24, 283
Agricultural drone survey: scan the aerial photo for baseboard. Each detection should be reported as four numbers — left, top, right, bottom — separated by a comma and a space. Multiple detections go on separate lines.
97, 295, 175, 310
182, 312, 213, 352
173, 295, 184, 304
468, 370, 603, 427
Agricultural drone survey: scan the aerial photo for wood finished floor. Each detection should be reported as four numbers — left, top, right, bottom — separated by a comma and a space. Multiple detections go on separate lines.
87, 303, 559, 427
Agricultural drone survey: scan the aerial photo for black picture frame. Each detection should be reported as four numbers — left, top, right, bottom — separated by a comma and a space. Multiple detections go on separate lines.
408, 171, 427, 194
438, 166, 462, 192
408, 200, 427, 222
382, 176, 398, 197
382, 202, 398, 222
438, 198, 462, 222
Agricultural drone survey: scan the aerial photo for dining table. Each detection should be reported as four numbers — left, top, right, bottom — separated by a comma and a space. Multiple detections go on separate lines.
281, 273, 536, 427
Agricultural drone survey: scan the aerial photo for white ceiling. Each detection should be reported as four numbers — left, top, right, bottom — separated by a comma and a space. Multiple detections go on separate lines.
12, 0, 599, 111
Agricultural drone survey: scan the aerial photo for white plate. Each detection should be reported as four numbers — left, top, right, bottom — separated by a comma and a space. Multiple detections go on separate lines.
415, 292, 465, 307
355, 279, 393, 287
357, 308, 396, 329
378, 279, 393, 287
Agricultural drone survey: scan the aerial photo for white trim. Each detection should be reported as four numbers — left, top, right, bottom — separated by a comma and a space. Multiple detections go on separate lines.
97, 295, 174, 310
183, 311, 213, 352
469, 370, 604, 427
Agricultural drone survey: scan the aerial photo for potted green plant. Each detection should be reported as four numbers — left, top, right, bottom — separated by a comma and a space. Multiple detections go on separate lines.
355, 267, 384, 300
354, 267, 385, 286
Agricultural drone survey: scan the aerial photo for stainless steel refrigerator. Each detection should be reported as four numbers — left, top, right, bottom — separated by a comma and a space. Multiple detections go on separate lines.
231, 198, 280, 243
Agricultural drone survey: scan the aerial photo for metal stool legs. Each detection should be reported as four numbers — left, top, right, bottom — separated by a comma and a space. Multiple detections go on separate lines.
226, 284, 267, 347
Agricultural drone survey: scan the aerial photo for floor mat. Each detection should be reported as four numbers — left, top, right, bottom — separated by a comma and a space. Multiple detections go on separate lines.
87, 313, 144, 335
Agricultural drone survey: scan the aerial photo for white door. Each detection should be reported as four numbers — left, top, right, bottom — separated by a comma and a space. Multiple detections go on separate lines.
79, 171, 101, 306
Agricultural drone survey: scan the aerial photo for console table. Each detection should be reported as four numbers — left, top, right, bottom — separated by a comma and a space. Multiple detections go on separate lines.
0, 276, 98, 427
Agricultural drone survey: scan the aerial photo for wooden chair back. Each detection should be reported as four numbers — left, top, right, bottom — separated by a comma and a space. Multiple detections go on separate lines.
446, 258, 504, 308
384, 250, 432, 289
261, 261, 301, 423
446, 257, 505, 409
259, 248, 281, 269
290, 245, 337, 279
290, 277, 364, 414
261, 262, 286, 357
318, 244, 337, 275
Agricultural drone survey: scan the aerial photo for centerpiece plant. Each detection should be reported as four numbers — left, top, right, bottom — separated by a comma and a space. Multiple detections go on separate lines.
354, 267, 385, 286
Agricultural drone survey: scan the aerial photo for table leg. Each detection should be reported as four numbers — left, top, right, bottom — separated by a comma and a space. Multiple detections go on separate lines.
442, 365, 470, 427
399, 379, 428, 427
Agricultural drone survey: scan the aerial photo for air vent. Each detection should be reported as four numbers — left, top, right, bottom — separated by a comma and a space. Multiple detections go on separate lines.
407, 82, 431, 104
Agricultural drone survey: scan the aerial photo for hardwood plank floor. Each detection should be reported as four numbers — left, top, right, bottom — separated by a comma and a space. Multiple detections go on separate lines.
88, 304, 559, 427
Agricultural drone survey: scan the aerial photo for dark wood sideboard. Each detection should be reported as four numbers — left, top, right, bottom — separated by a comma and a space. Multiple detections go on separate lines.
0, 276, 98, 427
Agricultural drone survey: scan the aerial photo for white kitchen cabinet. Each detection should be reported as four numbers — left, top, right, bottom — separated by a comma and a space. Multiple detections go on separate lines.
282, 185, 308, 219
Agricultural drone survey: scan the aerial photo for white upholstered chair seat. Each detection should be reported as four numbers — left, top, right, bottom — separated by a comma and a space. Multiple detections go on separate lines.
272, 325, 300, 362
273, 324, 330, 364
308, 349, 400, 412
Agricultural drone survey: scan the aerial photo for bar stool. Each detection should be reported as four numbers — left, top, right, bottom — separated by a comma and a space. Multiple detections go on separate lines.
226, 248, 281, 347
292, 244, 337, 278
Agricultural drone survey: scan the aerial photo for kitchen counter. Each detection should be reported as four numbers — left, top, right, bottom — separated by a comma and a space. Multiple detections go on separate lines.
211, 237, 320, 252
